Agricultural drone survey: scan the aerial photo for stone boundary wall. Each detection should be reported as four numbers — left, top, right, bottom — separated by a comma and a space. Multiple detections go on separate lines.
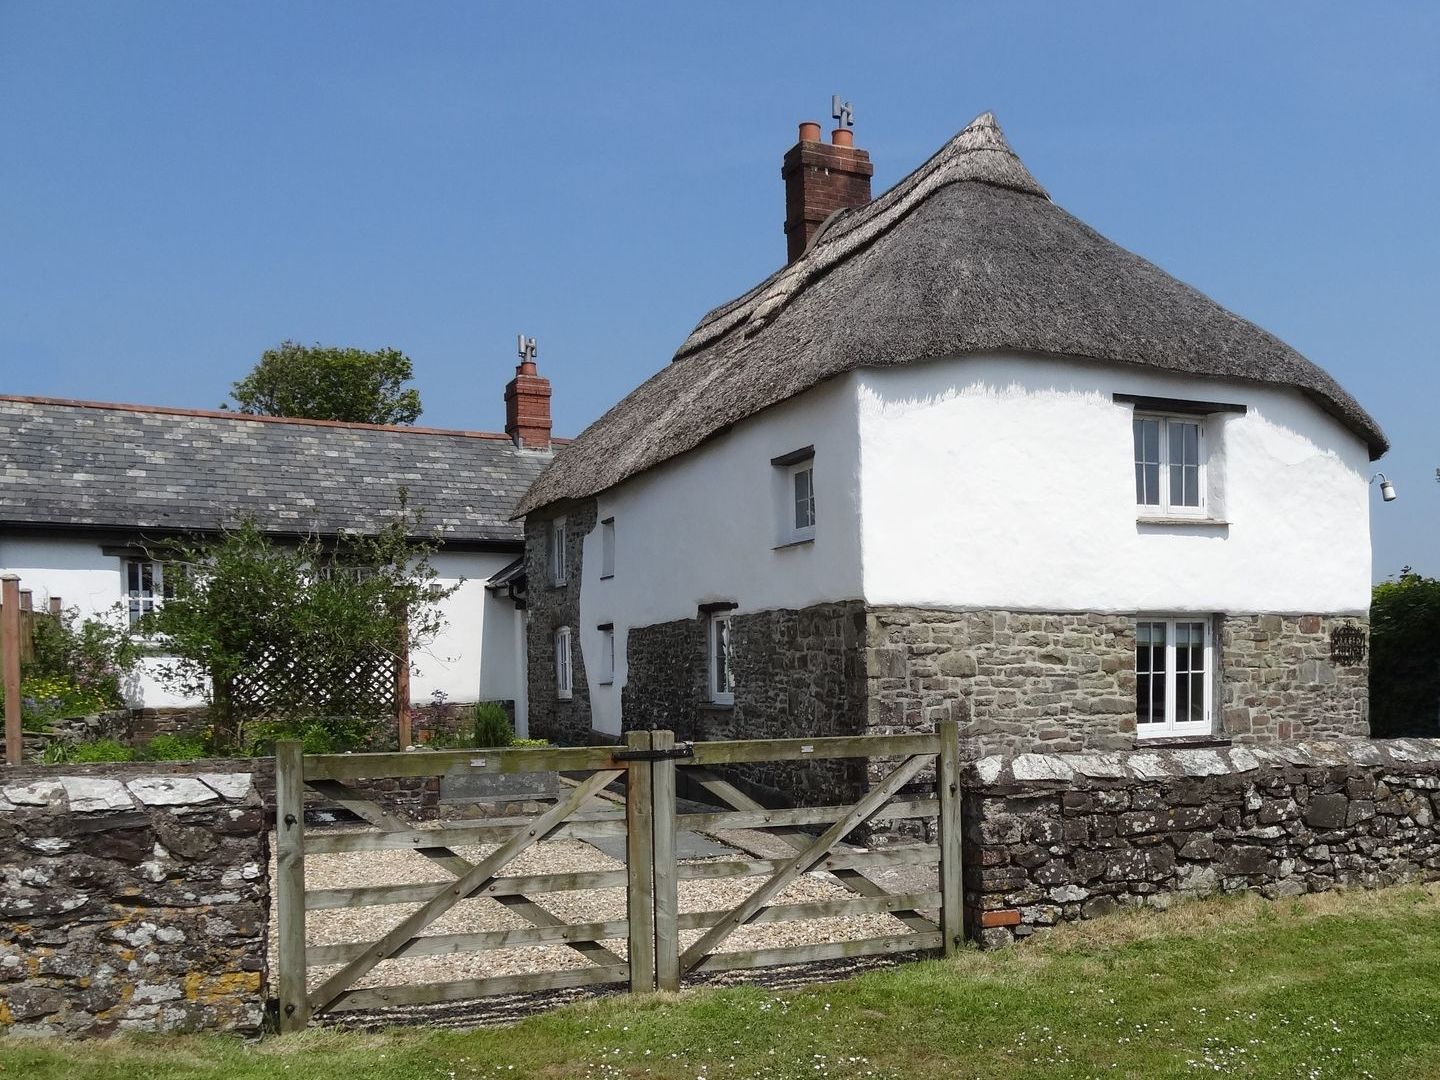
963, 738, 1440, 946
0, 770, 268, 1036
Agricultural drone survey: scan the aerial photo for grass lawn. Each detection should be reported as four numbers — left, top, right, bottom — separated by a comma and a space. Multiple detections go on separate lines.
6, 883, 1440, 1079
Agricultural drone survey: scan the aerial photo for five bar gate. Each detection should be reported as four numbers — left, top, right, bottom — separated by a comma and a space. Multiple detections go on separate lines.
275, 720, 962, 1030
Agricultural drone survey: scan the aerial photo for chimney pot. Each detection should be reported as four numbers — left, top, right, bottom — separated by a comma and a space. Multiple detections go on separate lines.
831, 128, 854, 148
798, 121, 822, 143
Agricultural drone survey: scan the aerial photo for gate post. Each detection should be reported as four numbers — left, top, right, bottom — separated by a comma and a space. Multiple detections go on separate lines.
275, 739, 312, 1031
651, 730, 680, 991
937, 719, 964, 956
624, 730, 657, 992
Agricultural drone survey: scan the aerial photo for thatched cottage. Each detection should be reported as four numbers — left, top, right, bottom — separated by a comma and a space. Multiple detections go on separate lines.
517, 112, 1387, 769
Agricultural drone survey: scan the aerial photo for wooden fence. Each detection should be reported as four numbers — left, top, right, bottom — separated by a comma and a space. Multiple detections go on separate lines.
274, 720, 962, 1029
1, 574, 65, 766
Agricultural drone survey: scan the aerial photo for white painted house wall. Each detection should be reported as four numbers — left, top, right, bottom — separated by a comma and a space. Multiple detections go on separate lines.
856, 352, 1373, 615
577, 376, 863, 734
0, 536, 526, 712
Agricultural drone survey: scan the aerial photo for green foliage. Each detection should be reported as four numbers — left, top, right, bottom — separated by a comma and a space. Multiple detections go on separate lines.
43, 738, 136, 764
24, 606, 138, 713
139, 498, 460, 751
1371, 568, 1440, 736
136, 733, 210, 761
242, 716, 376, 757
228, 340, 423, 425
20, 674, 116, 731
472, 701, 516, 748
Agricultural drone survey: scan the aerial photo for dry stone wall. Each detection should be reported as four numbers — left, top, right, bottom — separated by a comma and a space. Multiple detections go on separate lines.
963, 738, 1440, 946
0, 769, 268, 1036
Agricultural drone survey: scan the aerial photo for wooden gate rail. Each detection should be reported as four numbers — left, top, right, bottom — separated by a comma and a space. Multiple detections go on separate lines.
275, 722, 964, 1029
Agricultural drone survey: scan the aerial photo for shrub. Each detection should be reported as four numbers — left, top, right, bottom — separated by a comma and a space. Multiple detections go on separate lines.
242, 715, 375, 757
44, 738, 136, 764
473, 702, 515, 748
1371, 568, 1440, 736
137, 733, 210, 761
26, 607, 138, 709
20, 673, 114, 730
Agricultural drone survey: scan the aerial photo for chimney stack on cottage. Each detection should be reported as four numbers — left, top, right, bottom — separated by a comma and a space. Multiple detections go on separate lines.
504, 335, 552, 449
782, 104, 874, 264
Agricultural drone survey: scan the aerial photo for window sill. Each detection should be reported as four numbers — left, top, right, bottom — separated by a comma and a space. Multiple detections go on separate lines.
773, 537, 815, 551
599, 574, 613, 581
1136, 516, 1230, 528
700, 701, 734, 713
1134, 733, 1231, 749
597, 679, 614, 687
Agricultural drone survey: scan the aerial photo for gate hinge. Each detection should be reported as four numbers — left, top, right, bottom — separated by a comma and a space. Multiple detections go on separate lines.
612, 743, 695, 762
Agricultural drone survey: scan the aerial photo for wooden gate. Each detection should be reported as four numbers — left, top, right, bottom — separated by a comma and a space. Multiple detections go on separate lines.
274, 721, 962, 1029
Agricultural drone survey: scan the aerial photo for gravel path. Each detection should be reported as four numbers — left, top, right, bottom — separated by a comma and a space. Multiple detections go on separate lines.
266, 793, 938, 1022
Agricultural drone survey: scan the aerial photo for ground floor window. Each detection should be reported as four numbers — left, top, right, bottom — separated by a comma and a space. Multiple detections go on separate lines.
1136, 617, 1213, 737
708, 610, 734, 706
123, 558, 171, 629
555, 626, 573, 700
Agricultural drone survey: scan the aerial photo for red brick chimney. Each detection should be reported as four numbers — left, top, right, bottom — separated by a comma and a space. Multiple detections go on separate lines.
782, 119, 874, 264
504, 337, 552, 449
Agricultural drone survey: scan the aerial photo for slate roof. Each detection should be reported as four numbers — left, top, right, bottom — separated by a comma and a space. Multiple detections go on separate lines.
0, 395, 552, 544
519, 113, 1386, 515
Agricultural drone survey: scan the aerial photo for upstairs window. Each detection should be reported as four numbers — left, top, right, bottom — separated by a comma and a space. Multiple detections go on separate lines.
548, 517, 568, 586
600, 518, 615, 579
555, 626, 573, 699
708, 610, 735, 706
1136, 617, 1212, 738
123, 558, 172, 629
1134, 416, 1203, 515
771, 446, 816, 545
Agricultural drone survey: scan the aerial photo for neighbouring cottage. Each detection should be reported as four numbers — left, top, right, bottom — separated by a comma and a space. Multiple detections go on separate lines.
517, 112, 1388, 787
0, 351, 558, 733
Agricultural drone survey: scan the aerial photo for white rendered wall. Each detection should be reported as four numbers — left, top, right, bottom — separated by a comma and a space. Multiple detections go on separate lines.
0, 536, 525, 710
577, 375, 864, 734
856, 352, 1374, 615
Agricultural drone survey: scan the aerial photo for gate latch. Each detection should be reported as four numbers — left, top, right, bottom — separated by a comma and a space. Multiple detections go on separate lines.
612, 743, 695, 763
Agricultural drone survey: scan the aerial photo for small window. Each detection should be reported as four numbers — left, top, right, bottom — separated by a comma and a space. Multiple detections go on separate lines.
549, 517, 568, 586
1136, 617, 1212, 737
771, 446, 816, 545
600, 518, 615, 579
123, 558, 172, 629
1134, 416, 1204, 515
708, 611, 734, 706
598, 625, 615, 685
555, 627, 573, 699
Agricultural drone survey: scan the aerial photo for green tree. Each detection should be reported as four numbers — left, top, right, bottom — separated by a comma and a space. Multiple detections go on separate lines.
140, 496, 458, 750
1370, 568, 1440, 737
228, 341, 423, 424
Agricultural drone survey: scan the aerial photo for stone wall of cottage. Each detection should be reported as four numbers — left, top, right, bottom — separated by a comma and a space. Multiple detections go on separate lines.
1220, 615, 1369, 741
963, 738, 1440, 947
625, 602, 871, 805
525, 500, 598, 747
867, 608, 1370, 757
0, 769, 268, 1036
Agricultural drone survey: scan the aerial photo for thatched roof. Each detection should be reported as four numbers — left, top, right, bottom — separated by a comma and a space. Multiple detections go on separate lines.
518, 113, 1386, 516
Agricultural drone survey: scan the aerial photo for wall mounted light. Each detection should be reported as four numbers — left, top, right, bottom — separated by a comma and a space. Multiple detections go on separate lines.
1371, 472, 1398, 502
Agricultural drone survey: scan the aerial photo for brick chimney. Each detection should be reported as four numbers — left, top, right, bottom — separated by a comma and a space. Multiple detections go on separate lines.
504, 337, 552, 449
782, 119, 874, 264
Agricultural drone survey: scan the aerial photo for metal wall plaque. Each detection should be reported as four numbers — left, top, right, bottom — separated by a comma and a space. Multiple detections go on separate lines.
1330, 624, 1367, 666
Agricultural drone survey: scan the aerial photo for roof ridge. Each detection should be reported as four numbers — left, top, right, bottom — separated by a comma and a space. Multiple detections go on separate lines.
674, 112, 1047, 362
0, 393, 521, 442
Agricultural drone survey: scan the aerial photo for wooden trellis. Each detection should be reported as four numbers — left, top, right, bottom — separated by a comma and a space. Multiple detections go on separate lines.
227, 643, 398, 719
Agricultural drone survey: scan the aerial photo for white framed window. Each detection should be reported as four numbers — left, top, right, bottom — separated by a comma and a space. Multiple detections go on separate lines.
1134, 415, 1204, 516
123, 558, 171, 629
549, 517, 568, 586
1135, 617, 1213, 738
708, 610, 734, 706
598, 625, 615, 685
771, 446, 816, 545
600, 518, 615, 580
555, 626, 573, 700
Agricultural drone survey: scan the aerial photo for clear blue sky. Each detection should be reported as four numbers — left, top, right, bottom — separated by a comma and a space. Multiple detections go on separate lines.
2, 3, 1436, 579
